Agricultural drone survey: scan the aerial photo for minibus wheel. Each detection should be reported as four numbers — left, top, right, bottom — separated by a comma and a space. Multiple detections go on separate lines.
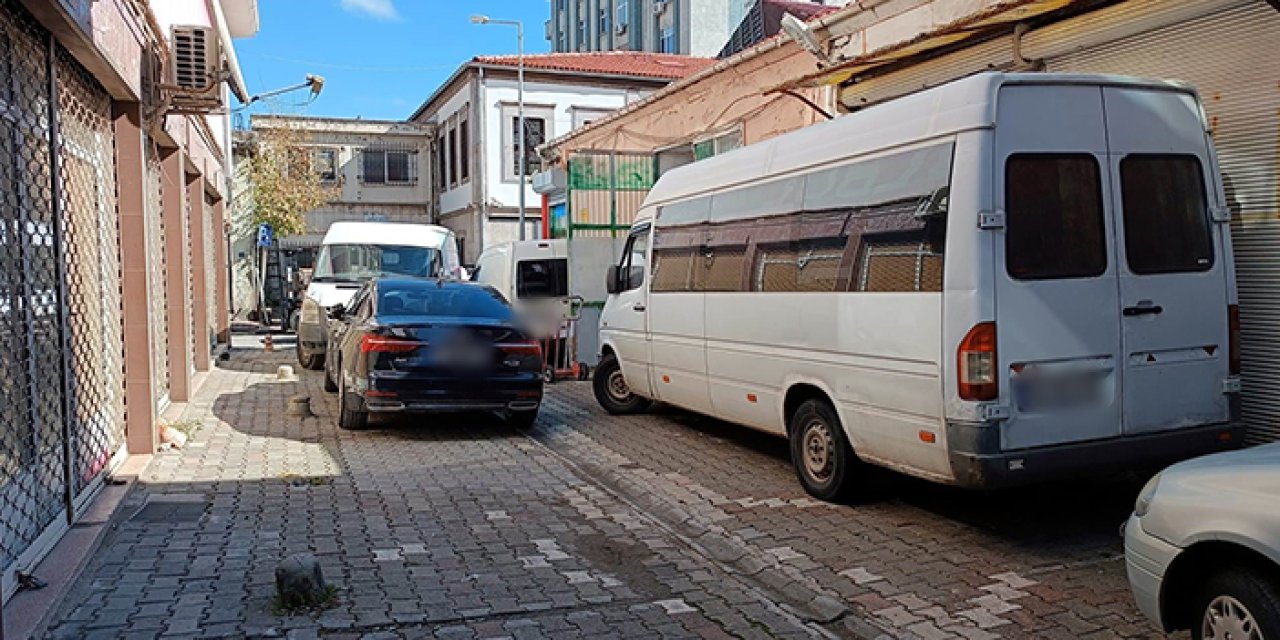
593, 354, 651, 415
789, 399, 862, 502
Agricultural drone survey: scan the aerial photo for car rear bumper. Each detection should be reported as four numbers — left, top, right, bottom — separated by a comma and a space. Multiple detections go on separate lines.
1124, 513, 1181, 631
360, 372, 542, 413
947, 421, 1244, 489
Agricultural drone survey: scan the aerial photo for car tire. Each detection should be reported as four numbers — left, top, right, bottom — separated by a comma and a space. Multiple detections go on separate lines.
592, 354, 651, 415
297, 338, 325, 371
788, 399, 870, 503
507, 409, 539, 430
336, 368, 368, 431
1192, 567, 1280, 640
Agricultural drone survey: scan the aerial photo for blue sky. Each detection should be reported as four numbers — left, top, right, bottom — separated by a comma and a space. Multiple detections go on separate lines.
232, 0, 552, 123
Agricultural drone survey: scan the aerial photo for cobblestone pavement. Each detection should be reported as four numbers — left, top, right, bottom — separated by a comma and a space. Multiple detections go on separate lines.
43, 341, 1176, 639
533, 386, 1175, 640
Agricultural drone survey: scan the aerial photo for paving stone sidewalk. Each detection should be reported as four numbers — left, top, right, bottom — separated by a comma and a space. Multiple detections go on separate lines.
43, 344, 837, 639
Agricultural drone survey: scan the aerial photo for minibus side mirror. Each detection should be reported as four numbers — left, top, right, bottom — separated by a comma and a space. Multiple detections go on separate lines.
328, 304, 346, 320
605, 265, 621, 295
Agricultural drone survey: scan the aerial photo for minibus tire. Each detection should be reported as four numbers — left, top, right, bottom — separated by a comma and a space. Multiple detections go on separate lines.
593, 354, 651, 415
789, 399, 862, 502
297, 339, 324, 370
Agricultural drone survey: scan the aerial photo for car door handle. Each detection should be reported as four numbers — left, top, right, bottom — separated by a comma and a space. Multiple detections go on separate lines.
632, 303, 646, 312
1123, 305, 1163, 317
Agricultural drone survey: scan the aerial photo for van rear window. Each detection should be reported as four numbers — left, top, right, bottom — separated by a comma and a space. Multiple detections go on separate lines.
1120, 155, 1213, 274
516, 259, 569, 298
1005, 154, 1107, 280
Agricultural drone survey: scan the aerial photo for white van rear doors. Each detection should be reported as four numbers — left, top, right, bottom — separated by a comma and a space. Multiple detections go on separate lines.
993, 85, 1124, 450
1103, 87, 1231, 434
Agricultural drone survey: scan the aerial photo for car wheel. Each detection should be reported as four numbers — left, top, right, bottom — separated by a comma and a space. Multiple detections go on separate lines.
297, 338, 325, 371
507, 409, 539, 430
788, 399, 870, 503
336, 368, 368, 431
1193, 567, 1280, 640
592, 354, 651, 415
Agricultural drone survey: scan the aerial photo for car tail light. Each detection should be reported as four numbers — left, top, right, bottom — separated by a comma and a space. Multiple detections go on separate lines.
1228, 304, 1240, 375
360, 335, 422, 354
958, 322, 998, 401
498, 339, 543, 358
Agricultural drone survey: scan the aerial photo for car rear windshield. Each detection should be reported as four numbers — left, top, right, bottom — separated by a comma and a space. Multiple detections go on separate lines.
1120, 154, 1214, 274
516, 259, 569, 298
377, 284, 513, 320
313, 244, 442, 281
1005, 154, 1108, 280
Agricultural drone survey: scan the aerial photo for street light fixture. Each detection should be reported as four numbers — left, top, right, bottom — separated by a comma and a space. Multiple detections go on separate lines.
471, 14, 530, 240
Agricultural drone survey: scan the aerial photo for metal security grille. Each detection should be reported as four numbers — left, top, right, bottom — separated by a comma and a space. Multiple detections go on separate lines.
0, 1, 66, 598
203, 190, 217, 355
55, 44, 124, 501
145, 148, 170, 406
0, 0, 124, 600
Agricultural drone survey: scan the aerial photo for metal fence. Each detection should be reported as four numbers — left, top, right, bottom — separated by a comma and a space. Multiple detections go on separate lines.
0, 0, 125, 600
561, 151, 656, 239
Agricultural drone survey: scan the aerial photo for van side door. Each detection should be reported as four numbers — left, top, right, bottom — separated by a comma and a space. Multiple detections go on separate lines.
1102, 87, 1233, 434
993, 84, 1125, 450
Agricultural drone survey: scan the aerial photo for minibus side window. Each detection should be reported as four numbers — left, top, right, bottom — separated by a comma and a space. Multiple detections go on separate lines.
620, 230, 649, 291
1005, 154, 1107, 280
754, 238, 845, 292
1119, 154, 1213, 274
855, 228, 943, 292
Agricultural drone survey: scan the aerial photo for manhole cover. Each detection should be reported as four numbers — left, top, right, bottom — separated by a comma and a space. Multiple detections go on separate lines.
129, 494, 208, 524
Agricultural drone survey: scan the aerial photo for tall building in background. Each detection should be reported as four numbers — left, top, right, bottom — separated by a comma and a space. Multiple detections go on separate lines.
547, 0, 836, 57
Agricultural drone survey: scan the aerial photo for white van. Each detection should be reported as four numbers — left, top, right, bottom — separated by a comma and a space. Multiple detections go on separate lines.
594, 72, 1243, 501
296, 221, 461, 370
472, 240, 575, 337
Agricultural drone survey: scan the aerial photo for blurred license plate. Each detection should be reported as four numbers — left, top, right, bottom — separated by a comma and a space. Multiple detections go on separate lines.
431, 343, 491, 370
1013, 370, 1104, 412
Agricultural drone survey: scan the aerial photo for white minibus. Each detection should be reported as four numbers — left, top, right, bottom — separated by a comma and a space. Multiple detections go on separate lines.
296, 221, 461, 370
594, 72, 1243, 501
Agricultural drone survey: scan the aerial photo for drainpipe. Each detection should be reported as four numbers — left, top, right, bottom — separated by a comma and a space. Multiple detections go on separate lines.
475, 67, 487, 253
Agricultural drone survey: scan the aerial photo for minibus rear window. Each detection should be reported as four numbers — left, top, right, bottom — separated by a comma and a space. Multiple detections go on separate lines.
1005, 154, 1107, 280
1120, 155, 1213, 274
516, 259, 569, 298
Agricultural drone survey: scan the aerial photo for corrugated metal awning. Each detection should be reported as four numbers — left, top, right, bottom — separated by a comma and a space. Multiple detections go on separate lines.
769, 0, 1082, 92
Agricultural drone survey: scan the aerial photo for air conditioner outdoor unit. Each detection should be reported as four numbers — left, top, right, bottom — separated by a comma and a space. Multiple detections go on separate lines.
170, 25, 220, 92
615, 22, 628, 35
652, 1, 667, 15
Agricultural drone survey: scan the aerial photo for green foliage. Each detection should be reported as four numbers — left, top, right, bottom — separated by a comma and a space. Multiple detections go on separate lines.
249, 126, 337, 237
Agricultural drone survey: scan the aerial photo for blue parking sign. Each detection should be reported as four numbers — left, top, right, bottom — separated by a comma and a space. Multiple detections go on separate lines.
257, 223, 273, 247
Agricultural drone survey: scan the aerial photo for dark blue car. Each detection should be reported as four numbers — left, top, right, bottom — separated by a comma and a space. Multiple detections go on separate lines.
323, 278, 543, 430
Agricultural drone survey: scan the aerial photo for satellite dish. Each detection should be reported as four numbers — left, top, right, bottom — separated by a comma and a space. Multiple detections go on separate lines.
780, 12, 830, 66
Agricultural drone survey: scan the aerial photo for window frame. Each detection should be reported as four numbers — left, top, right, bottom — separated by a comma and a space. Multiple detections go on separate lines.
1118, 153, 1214, 275
1004, 152, 1108, 282
619, 225, 650, 292
312, 147, 338, 183
359, 147, 418, 186
616, 0, 629, 28
501, 104, 554, 182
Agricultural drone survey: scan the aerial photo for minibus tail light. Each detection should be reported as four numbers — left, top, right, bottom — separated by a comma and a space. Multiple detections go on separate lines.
1228, 304, 1240, 375
958, 322, 998, 402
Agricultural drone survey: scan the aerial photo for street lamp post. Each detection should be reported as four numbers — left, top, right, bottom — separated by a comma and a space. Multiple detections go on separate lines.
472, 15, 528, 240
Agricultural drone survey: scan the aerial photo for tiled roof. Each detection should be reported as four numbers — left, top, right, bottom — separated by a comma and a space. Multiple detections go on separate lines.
472, 52, 717, 80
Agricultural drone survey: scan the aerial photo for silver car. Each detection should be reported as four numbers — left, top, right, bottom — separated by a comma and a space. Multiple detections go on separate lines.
1125, 443, 1280, 639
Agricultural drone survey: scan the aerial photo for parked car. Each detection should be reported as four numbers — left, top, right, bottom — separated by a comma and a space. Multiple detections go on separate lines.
297, 221, 463, 371
322, 278, 543, 430
595, 71, 1243, 502
1125, 444, 1280, 639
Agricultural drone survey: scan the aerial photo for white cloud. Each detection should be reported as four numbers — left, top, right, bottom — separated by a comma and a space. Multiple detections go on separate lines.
339, 0, 400, 21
